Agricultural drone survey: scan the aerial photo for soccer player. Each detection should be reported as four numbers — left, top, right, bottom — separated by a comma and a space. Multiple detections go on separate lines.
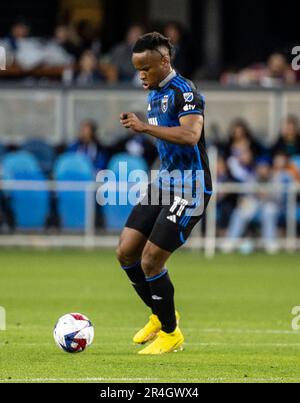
117, 32, 212, 355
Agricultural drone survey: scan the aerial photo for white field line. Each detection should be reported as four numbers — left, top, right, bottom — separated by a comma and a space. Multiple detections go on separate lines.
0, 377, 299, 383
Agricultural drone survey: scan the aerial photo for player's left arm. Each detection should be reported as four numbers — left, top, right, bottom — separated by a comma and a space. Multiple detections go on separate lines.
120, 113, 203, 146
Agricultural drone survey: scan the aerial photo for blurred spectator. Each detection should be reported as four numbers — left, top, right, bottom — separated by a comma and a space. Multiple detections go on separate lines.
273, 153, 294, 184
216, 156, 237, 234
108, 24, 145, 83
261, 53, 296, 86
2, 19, 44, 70
222, 53, 296, 87
273, 152, 300, 183
75, 50, 104, 85
240, 53, 296, 87
68, 120, 109, 171
54, 24, 82, 60
272, 115, 300, 157
224, 159, 281, 253
271, 152, 298, 231
163, 22, 195, 78
227, 146, 255, 183
42, 25, 75, 67
110, 112, 157, 168
221, 119, 263, 160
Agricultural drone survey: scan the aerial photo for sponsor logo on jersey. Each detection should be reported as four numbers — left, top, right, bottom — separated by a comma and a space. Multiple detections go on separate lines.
183, 92, 194, 103
148, 117, 159, 126
161, 95, 169, 113
183, 104, 196, 112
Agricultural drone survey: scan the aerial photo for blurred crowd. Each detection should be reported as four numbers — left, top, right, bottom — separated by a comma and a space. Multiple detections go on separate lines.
1, 18, 298, 86
213, 115, 300, 253
0, 19, 196, 85
221, 53, 300, 87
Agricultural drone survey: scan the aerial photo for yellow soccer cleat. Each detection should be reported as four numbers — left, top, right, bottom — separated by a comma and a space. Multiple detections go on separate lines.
133, 312, 180, 345
138, 327, 184, 355
133, 314, 161, 345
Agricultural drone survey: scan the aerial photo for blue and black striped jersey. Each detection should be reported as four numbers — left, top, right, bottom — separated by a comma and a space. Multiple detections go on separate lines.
147, 72, 212, 195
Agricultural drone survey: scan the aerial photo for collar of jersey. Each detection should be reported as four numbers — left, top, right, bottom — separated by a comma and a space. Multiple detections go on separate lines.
158, 69, 177, 90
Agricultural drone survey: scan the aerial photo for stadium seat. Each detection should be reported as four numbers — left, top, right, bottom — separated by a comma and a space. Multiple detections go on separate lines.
54, 153, 94, 231
22, 139, 55, 175
2, 151, 50, 229
102, 153, 148, 231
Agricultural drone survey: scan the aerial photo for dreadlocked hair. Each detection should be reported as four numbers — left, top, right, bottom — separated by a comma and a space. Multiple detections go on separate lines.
132, 32, 174, 58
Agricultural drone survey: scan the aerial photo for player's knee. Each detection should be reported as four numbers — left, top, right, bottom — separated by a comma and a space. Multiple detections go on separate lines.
141, 251, 163, 278
116, 244, 136, 267
116, 245, 128, 265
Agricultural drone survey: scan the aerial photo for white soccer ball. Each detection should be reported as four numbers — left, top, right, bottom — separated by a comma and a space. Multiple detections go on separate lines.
53, 313, 94, 353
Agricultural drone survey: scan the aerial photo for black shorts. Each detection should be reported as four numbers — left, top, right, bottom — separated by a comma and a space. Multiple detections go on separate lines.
125, 187, 211, 253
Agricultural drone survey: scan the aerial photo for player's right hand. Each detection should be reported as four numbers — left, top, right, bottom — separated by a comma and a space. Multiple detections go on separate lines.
120, 112, 147, 133
120, 113, 130, 129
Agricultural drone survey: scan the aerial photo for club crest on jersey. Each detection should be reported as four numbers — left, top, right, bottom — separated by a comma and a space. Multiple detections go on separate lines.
183, 92, 194, 103
161, 95, 169, 113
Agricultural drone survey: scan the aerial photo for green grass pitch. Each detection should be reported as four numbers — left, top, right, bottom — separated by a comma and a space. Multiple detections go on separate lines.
0, 249, 300, 383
